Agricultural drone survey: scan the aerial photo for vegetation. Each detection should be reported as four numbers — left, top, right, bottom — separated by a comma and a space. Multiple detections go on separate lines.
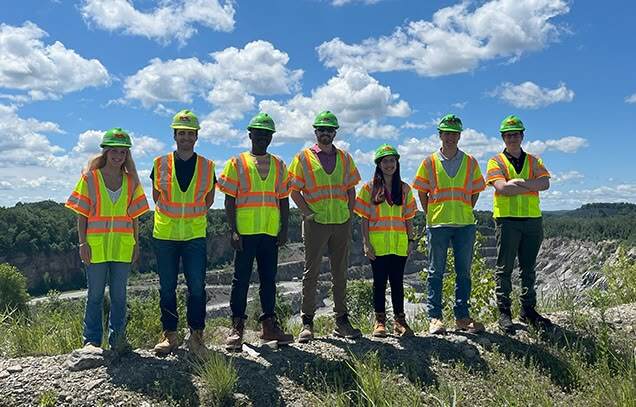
0, 263, 30, 313
192, 352, 238, 406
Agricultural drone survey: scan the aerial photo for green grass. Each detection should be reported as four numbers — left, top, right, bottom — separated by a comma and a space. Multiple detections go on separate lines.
192, 352, 238, 406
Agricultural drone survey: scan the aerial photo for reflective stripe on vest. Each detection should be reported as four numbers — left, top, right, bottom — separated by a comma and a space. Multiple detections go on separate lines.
364, 183, 409, 256
298, 148, 350, 224
153, 153, 214, 240
234, 152, 283, 236
425, 154, 477, 226
492, 153, 541, 218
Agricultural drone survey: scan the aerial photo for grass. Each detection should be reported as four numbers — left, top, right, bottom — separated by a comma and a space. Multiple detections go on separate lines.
37, 389, 59, 407
192, 352, 238, 406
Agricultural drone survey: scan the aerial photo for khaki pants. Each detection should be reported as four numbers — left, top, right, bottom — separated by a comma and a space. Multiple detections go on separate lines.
301, 218, 351, 318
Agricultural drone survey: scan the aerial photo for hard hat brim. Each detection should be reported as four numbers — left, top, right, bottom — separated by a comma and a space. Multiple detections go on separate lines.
171, 124, 200, 130
437, 127, 462, 133
374, 153, 400, 164
313, 124, 339, 129
500, 127, 525, 133
247, 125, 275, 133
100, 143, 131, 148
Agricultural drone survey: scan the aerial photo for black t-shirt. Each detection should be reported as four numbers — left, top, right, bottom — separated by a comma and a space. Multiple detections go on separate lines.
502, 148, 526, 174
150, 152, 215, 192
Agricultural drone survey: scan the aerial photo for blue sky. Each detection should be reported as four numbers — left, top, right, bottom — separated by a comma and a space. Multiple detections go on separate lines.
1, 0, 635, 210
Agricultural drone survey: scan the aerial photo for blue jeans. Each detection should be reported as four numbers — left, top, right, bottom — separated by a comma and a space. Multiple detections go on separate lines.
83, 261, 131, 347
154, 237, 207, 331
426, 224, 476, 320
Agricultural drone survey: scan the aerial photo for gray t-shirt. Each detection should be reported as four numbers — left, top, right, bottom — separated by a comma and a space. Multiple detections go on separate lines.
436, 149, 465, 178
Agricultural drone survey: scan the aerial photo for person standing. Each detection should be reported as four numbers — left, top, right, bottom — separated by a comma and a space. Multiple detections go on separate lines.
66, 128, 149, 352
413, 114, 486, 335
354, 144, 417, 337
289, 111, 362, 342
486, 115, 552, 334
217, 113, 294, 350
151, 110, 216, 356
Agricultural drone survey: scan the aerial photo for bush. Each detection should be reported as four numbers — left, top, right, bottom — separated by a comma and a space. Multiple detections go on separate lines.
589, 246, 636, 308
0, 263, 30, 313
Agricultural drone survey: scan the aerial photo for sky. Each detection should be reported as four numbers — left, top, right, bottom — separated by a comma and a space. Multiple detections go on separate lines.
1, 0, 635, 210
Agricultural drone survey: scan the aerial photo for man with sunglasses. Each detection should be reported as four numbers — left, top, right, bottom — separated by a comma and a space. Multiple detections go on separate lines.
486, 115, 553, 334
289, 111, 362, 343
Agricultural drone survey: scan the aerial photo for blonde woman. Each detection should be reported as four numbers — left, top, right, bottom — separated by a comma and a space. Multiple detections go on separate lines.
65, 128, 149, 351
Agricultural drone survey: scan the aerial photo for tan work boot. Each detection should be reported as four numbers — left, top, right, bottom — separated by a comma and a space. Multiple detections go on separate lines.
456, 318, 485, 334
153, 331, 181, 356
185, 329, 208, 357
428, 318, 446, 335
298, 315, 314, 344
393, 313, 414, 337
333, 314, 362, 339
225, 317, 244, 352
372, 313, 387, 338
260, 317, 294, 345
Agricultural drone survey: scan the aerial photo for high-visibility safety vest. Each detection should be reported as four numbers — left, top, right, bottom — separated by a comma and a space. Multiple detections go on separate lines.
65, 170, 149, 263
354, 181, 418, 256
288, 147, 361, 224
486, 152, 549, 218
153, 153, 215, 241
217, 152, 290, 236
413, 152, 485, 226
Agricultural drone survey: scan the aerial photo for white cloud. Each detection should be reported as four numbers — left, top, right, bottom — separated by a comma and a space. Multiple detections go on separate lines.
625, 93, 636, 104
353, 120, 399, 139
452, 101, 468, 109
259, 65, 411, 143
401, 120, 436, 130
541, 184, 636, 210
490, 81, 574, 108
0, 22, 110, 100
524, 136, 588, 154
81, 0, 235, 45
551, 170, 584, 184
317, 0, 569, 76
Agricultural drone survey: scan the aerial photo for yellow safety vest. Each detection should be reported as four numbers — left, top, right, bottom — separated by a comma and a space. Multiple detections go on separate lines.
413, 153, 485, 226
486, 153, 548, 218
354, 181, 418, 256
65, 170, 149, 263
289, 148, 360, 224
217, 152, 289, 236
153, 153, 215, 241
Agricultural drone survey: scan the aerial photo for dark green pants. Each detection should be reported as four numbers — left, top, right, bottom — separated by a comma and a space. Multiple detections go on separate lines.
494, 217, 543, 311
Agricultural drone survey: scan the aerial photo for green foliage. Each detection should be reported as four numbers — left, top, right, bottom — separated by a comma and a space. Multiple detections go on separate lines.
37, 389, 58, 407
192, 352, 238, 406
245, 290, 294, 331
588, 246, 636, 308
345, 279, 374, 323
0, 263, 30, 313
126, 291, 188, 348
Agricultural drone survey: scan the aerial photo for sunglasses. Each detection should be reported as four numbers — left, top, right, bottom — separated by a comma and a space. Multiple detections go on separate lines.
315, 127, 336, 134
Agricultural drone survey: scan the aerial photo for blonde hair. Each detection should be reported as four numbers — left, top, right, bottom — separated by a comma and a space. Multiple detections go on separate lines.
83, 148, 140, 190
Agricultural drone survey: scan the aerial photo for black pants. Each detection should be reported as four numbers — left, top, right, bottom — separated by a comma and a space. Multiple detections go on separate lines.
370, 254, 407, 314
230, 234, 278, 320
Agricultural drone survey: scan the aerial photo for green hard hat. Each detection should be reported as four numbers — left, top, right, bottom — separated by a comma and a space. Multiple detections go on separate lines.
247, 112, 276, 133
100, 128, 132, 148
437, 114, 463, 133
500, 115, 525, 133
313, 111, 339, 129
171, 109, 200, 130
374, 144, 400, 164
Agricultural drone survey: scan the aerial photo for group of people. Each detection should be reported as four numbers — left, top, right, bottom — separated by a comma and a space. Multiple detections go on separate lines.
65, 108, 553, 356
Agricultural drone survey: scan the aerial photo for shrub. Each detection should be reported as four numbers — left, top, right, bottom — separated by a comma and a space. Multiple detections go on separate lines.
0, 263, 30, 313
193, 352, 238, 406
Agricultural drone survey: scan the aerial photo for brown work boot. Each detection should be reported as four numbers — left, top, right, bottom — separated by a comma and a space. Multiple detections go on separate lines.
298, 315, 314, 344
185, 329, 208, 357
428, 318, 446, 335
260, 316, 294, 345
393, 313, 414, 337
225, 317, 245, 352
456, 318, 485, 334
372, 313, 387, 337
334, 314, 362, 339
153, 331, 181, 356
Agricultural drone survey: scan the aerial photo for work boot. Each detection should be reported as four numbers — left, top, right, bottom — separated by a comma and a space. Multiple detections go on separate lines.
372, 313, 387, 338
260, 316, 294, 345
225, 317, 244, 352
333, 314, 362, 339
456, 318, 485, 334
428, 318, 446, 335
393, 313, 414, 337
298, 315, 314, 344
520, 307, 553, 330
153, 331, 181, 356
185, 329, 208, 357
498, 309, 515, 335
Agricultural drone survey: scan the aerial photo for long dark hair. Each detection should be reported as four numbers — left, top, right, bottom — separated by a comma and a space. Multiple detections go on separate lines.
371, 160, 403, 205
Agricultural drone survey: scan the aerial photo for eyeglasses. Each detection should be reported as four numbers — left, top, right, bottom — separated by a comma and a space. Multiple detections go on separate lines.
315, 127, 336, 134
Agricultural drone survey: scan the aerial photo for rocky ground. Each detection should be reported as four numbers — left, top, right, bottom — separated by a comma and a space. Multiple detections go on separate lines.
1, 303, 635, 407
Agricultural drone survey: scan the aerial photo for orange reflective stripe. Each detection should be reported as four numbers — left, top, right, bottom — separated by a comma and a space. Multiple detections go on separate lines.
193, 158, 204, 201
494, 154, 510, 179
463, 156, 473, 189
238, 154, 252, 193
527, 155, 534, 179
90, 170, 101, 215
302, 149, 318, 189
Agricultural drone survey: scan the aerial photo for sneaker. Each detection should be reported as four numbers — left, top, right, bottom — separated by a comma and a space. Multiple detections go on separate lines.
153, 331, 181, 356
456, 318, 485, 334
520, 307, 553, 330
225, 318, 244, 352
393, 313, 414, 337
185, 329, 208, 357
372, 313, 387, 338
260, 316, 294, 345
428, 318, 446, 335
498, 311, 515, 335
333, 314, 362, 339
298, 315, 314, 344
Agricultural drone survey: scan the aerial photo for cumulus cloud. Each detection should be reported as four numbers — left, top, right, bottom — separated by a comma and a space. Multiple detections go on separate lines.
551, 170, 584, 184
0, 22, 110, 100
490, 81, 574, 108
625, 93, 636, 104
81, 0, 236, 44
258, 65, 411, 143
524, 136, 588, 154
353, 120, 399, 139
317, 0, 569, 76
541, 184, 636, 210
